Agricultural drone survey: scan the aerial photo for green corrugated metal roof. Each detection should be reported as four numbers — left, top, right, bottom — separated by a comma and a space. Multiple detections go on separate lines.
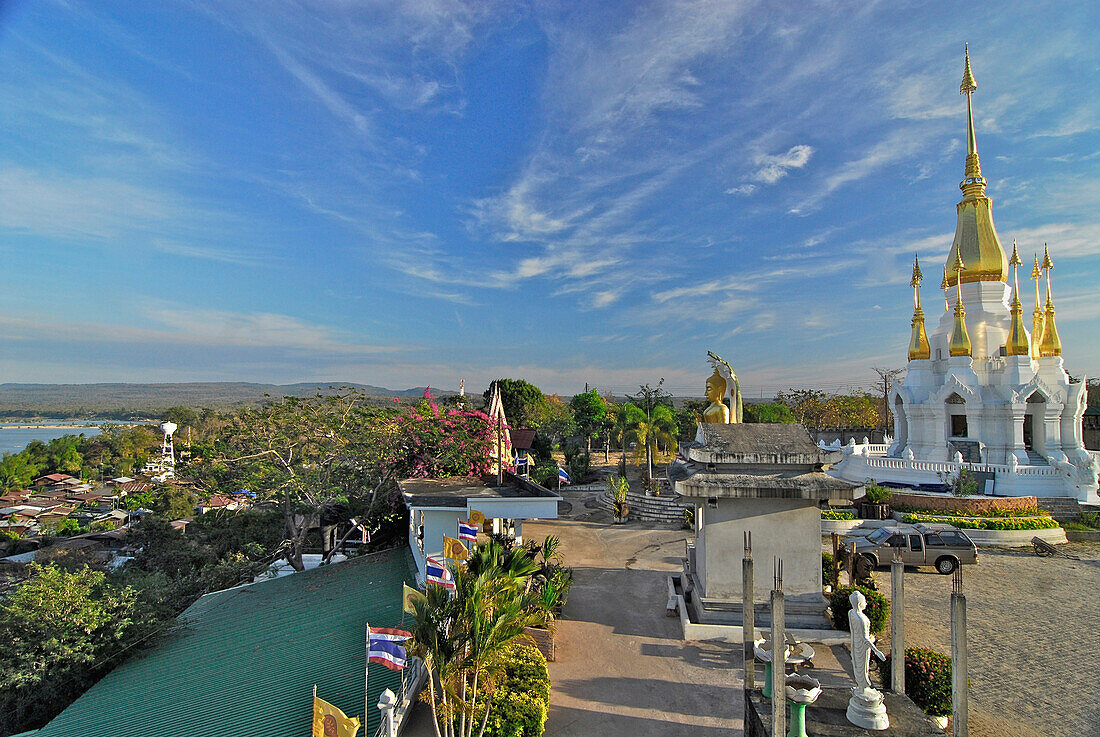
37, 549, 416, 737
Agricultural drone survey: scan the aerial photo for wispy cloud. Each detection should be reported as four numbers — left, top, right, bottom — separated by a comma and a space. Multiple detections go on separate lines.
752, 144, 815, 184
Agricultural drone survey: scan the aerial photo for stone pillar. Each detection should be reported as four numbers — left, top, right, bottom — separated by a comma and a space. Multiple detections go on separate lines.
770, 559, 785, 737
742, 531, 754, 690
890, 549, 905, 694
377, 688, 397, 737
951, 571, 968, 737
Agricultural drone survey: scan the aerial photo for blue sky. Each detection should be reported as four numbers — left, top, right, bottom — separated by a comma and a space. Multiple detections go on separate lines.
0, 0, 1098, 396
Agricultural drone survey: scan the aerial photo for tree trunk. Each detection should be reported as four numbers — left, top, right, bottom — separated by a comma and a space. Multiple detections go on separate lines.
426, 670, 443, 737
474, 693, 492, 737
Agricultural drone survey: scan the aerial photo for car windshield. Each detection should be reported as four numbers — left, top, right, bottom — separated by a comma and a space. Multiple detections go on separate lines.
866, 529, 891, 544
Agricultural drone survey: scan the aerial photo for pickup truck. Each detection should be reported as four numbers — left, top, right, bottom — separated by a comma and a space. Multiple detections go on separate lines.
845, 523, 978, 574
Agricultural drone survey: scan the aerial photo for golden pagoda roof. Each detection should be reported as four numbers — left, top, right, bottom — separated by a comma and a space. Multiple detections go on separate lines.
944, 46, 1008, 287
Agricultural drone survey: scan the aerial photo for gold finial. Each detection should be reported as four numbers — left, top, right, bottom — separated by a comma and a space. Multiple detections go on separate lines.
949, 251, 971, 357
960, 43, 977, 95
908, 256, 930, 360
1039, 244, 1061, 357
1004, 239, 1030, 356
941, 266, 949, 311
910, 256, 924, 288
1031, 253, 1045, 358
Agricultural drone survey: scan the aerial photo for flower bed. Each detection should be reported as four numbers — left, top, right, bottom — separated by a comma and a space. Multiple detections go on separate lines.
900, 513, 1059, 530
875, 647, 952, 717
888, 492, 1040, 516
893, 503, 1050, 518
822, 508, 856, 520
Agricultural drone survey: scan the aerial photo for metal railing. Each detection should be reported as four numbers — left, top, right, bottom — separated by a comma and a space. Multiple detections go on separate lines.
374, 656, 428, 737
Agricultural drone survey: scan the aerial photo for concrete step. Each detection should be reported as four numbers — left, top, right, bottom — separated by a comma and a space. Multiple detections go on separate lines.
1025, 450, 1049, 466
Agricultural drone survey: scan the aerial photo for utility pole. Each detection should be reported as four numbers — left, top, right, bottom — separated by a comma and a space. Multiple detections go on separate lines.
872, 367, 903, 441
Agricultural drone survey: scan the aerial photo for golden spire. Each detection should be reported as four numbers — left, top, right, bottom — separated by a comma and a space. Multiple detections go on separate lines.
908, 256, 930, 360
1030, 253, 1045, 358
944, 45, 1008, 288
1004, 239, 1030, 356
949, 251, 972, 357
1039, 244, 1062, 357
941, 266, 949, 311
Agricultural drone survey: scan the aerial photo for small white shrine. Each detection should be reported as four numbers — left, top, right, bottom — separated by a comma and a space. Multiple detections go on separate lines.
833, 49, 1099, 503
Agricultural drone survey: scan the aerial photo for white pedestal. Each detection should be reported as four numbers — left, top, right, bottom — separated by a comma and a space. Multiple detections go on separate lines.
847, 686, 889, 730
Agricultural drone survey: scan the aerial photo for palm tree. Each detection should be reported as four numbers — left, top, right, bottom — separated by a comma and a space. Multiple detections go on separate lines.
625, 404, 678, 481
409, 539, 548, 737
611, 402, 645, 474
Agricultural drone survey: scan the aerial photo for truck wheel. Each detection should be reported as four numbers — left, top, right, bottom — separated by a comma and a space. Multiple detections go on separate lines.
936, 556, 957, 575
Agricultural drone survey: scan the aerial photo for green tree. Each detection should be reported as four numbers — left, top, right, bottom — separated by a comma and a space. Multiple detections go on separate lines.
526, 394, 575, 449
0, 563, 138, 734
776, 389, 828, 429
744, 402, 796, 423
625, 403, 677, 480
483, 379, 546, 429
0, 452, 39, 492
609, 402, 645, 472
569, 390, 608, 459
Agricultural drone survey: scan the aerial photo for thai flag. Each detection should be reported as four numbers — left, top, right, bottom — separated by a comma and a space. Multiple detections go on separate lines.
458, 521, 478, 542
558, 467, 571, 485
425, 556, 455, 589
368, 626, 411, 671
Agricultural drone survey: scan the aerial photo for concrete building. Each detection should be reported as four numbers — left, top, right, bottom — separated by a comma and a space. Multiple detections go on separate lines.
832, 50, 1099, 504
670, 423, 858, 627
400, 472, 560, 582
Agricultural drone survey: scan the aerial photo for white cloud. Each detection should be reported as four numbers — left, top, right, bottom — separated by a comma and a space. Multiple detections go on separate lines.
753, 145, 815, 184
726, 184, 757, 196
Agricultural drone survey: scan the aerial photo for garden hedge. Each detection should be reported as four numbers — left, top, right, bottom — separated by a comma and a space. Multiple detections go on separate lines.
485, 643, 551, 737
829, 585, 889, 634
900, 513, 1059, 530
874, 647, 952, 716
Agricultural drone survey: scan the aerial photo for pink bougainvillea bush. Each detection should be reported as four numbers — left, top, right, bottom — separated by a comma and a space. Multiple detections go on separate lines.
389, 389, 505, 478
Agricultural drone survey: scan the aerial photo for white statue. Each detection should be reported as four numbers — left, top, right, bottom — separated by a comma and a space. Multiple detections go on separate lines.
846, 591, 889, 730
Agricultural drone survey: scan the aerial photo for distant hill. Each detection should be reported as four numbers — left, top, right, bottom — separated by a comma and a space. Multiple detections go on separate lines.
0, 382, 452, 420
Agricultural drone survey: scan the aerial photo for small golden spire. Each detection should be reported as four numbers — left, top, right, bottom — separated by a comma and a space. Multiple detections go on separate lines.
949, 252, 972, 357
1004, 239, 1030, 356
1039, 244, 1062, 357
960, 43, 977, 94
1031, 253, 1045, 358
941, 266, 950, 311
908, 256, 930, 361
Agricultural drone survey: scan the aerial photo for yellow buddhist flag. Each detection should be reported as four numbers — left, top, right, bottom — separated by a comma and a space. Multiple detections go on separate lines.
313, 696, 361, 737
403, 583, 423, 614
469, 509, 485, 525
443, 536, 469, 560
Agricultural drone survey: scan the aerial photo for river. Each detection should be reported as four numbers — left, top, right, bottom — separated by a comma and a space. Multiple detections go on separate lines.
0, 425, 104, 456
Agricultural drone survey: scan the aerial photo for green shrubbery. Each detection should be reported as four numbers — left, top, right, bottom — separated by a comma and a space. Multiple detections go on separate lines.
484, 643, 551, 737
891, 504, 1051, 518
900, 513, 1059, 530
875, 647, 952, 716
821, 552, 838, 589
862, 484, 893, 504
829, 585, 890, 634
821, 508, 856, 520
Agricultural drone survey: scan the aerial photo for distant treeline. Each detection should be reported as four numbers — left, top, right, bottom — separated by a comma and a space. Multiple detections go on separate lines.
0, 382, 452, 421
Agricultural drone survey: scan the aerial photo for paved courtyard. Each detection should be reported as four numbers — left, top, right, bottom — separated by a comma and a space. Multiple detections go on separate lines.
876, 542, 1100, 737
524, 516, 741, 736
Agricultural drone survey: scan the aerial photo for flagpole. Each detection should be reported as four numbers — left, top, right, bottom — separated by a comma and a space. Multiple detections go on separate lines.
369, 624, 374, 734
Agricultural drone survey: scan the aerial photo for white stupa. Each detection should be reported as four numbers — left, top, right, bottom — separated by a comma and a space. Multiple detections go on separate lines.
833, 48, 1098, 504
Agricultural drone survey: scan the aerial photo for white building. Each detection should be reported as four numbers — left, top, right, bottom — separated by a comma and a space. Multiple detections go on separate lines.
401, 473, 560, 582
832, 50, 1099, 504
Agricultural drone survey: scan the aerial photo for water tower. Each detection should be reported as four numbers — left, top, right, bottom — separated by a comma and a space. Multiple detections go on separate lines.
156, 421, 177, 480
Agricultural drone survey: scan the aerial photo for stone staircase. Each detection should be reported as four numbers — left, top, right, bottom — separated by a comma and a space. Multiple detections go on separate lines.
1035, 496, 1082, 522
1025, 450, 1049, 466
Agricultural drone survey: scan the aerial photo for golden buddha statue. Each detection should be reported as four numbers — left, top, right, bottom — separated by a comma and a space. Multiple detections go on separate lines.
703, 368, 730, 423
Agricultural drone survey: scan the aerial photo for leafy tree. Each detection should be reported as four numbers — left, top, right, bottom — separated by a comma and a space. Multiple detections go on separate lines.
0, 563, 138, 734
526, 394, 574, 449
609, 402, 645, 472
0, 452, 39, 492
150, 484, 200, 520
483, 379, 545, 429
625, 403, 677, 480
776, 389, 828, 429
569, 390, 608, 459
744, 402, 796, 423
